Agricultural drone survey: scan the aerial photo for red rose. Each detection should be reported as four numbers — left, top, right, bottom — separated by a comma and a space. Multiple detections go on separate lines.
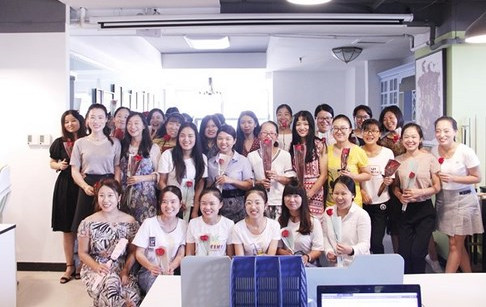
134, 154, 142, 162
218, 158, 225, 165
409, 172, 416, 179
200, 234, 209, 241
114, 128, 124, 140
392, 134, 399, 143
295, 144, 303, 151
66, 141, 74, 147
438, 157, 444, 164
186, 181, 193, 188
326, 208, 333, 216
281, 229, 289, 238
163, 134, 171, 141
155, 247, 165, 256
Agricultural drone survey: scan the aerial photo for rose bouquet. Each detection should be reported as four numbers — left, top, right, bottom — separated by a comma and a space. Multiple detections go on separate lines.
293, 144, 306, 187
215, 153, 231, 191
91, 238, 128, 290
377, 159, 401, 197
121, 154, 143, 209
63, 139, 74, 158
326, 208, 343, 267
155, 246, 169, 274
261, 139, 273, 191
113, 128, 124, 141
402, 160, 418, 212
340, 148, 350, 171
182, 179, 195, 208
199, 234, 211, 256
281, 228, 295, 254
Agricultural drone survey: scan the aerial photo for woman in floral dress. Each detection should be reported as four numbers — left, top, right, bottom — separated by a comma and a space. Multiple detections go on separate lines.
120, 112, 161, 224
289, 110, 327, 220
78, 178, 141, 307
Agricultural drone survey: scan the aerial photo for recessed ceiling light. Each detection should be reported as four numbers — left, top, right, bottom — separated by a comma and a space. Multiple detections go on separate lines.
287, 0, 332, 5
184, 36, 230, 50
465, 12, 486, 44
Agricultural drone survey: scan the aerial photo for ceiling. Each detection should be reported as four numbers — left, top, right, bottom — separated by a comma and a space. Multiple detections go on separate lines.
61, 0, 451, 72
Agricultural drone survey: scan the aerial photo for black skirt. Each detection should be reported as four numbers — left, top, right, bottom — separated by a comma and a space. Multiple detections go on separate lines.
71, 174, 114, 233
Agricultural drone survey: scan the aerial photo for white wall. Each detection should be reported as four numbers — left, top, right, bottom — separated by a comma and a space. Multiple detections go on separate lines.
272, 70, 346, 117
448, 44, 486, 187
0, 33, 69, 262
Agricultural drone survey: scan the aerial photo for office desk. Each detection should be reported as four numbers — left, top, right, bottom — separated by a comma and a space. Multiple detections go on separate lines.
142, 273, 486, 307
0, 224, 16, 307
404, 273, 486, 307
140, 275, 181, 307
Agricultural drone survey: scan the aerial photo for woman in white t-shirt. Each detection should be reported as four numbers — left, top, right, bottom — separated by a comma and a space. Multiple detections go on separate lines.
232, 186, 281, 256
277, 181, 324, 266
158, 122, 208, 222
186, 188, 234, 256
432, 116, 483, 273
132, 186, 187, 293
360, 119, 395, 254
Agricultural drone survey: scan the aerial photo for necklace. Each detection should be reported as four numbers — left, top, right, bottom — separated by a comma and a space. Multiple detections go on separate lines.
246, 217, 267, 235
89, 134, 107, 142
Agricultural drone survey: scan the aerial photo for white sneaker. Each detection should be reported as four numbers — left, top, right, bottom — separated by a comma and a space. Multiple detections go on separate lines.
425, 254, 443, 273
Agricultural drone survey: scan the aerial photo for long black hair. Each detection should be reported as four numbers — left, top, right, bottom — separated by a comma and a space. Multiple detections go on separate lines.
234, 110, 260, 154
171, 122, 206, 184
279, 180, 313, 235
199, 114, 221, 155
60, 110, 87, 141
289, 110, 321, 163
121, 112, 153, 159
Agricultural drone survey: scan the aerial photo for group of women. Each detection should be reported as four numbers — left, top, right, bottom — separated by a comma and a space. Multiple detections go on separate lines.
49, 102, 483, 306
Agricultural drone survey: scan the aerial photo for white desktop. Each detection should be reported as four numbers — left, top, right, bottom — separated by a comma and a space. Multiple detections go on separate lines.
141, 255, 486, 307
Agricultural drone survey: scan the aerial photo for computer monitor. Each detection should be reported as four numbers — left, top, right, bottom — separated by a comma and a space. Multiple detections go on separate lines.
317, 284, 421, 307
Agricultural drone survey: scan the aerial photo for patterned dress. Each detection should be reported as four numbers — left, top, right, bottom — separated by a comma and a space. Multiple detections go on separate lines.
120, 155, 158, 225
78, 220, 141, 307
300, 139, 325, 217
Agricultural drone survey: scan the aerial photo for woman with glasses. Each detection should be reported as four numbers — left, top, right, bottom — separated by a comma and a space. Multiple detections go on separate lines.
359, 119, 394, 254
326, 114, 371, 207
289, 111, 327, 219
314, 103, 335, 146
351, 105, 372, 146
248, 121, 295, 219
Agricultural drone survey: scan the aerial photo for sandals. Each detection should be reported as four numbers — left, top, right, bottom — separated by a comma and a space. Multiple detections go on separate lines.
60, 264, 75, 284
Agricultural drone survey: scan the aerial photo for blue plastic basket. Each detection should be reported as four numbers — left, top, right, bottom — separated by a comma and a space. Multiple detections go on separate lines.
230, 256, 307, 307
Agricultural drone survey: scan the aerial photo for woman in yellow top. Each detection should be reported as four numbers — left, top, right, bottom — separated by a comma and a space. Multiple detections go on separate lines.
326, 114, 371, 207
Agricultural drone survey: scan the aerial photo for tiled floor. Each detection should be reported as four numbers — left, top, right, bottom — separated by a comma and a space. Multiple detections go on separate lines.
17, 271, 91, 307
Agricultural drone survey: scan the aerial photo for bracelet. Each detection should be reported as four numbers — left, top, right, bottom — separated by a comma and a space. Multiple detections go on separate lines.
349, 248, 355, 256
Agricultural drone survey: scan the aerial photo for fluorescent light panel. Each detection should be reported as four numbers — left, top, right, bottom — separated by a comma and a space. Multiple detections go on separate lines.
184, 36, 230, 50
287, 0, 332, 5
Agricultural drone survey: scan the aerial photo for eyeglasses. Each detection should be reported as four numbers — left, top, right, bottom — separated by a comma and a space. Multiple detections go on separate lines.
364, 129, 381, 135
331, 126, 350, 132
355, 115, 370, 120
317, 116, 333, 122
260, 131, 277, 137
